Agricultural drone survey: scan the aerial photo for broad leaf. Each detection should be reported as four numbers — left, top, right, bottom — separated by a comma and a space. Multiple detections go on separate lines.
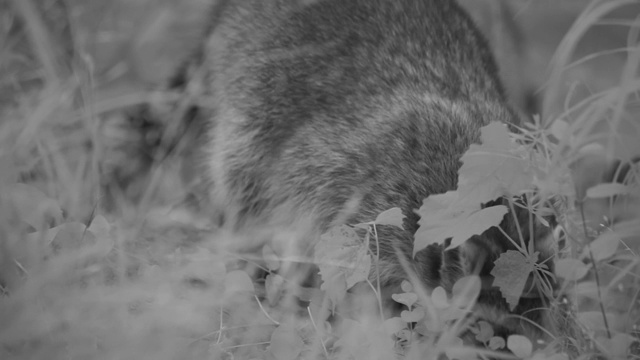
451, 275, 481, 309
491, 250, 538, 310
582, 231, 620, 262
269, 325, 304, 360
316, 225, 371, 304
458, 122, 533, 204
223, 270, 255, 295
556, 258, 590, 281
414, 192, 507, 255
507, 334, 533, 358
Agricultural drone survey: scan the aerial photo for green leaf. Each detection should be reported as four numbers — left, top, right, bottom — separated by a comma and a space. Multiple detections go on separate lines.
555, 258, 590, 281
458, 122, 533, 203
374, 207, 405, 229
87, 215, 111, 239
269, 325, 304, 360
51, 222, 95, 253
400, 308, 425, 322
488, 336, 505, 350
451, 275, 481, 309
391, 292, 418, 308
577, 311, 616, 332
444, 336, 478, 360
336, 319, 396, 360
549, 119, 570, 140
491, 250, 538, 310
586, 183, 632, 198
582, 231, 620, 262
414, 191, 507, 254
473, 320, 494, 343
597, 333, 637, 358
265, 273, 285, 306
262, 244, 281, 271
507, 335, 532, 358
9, 183, 62, 230
316, 225, 371, 304
223, 270, 255, 295
431, 287, 449, 309
382, 317, 406, 335
400, 280, 413, 293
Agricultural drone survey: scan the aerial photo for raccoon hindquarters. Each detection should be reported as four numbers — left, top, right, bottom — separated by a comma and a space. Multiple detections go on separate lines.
199, 0, 555, 344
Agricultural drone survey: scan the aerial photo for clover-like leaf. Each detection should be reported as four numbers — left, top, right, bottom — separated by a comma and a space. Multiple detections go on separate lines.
400, 308, 425, 323
391, 292, 418, 308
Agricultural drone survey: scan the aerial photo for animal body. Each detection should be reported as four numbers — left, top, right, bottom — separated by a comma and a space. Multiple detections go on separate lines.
187, 0, 555, 343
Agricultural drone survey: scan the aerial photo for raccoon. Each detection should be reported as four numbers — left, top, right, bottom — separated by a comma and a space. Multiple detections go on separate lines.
195, 0, 555, 342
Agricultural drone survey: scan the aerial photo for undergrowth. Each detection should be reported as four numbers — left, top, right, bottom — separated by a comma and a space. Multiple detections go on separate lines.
0, 0, 639, 359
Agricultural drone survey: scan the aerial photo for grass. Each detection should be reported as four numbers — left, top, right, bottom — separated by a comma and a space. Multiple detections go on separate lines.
0, 0, 639, 359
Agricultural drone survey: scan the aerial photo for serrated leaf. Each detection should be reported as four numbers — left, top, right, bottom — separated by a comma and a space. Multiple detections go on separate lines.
556, 258, 590, 281
586, 183, 632, 198
391, 292, 418, 308
582, 231, 620, 262
414, 191, 507, 255
458, 122, 533, 204
451, 275, 481, 309
507, 335, 532, 358
269, 325, 303, 360
224, 270, 255, 295
374, 207, 405, 229
491, 250, 538, 310
316, 225, 371, 304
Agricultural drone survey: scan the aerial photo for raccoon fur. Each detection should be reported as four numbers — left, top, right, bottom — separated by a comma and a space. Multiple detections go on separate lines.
191, 0, 556, 342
